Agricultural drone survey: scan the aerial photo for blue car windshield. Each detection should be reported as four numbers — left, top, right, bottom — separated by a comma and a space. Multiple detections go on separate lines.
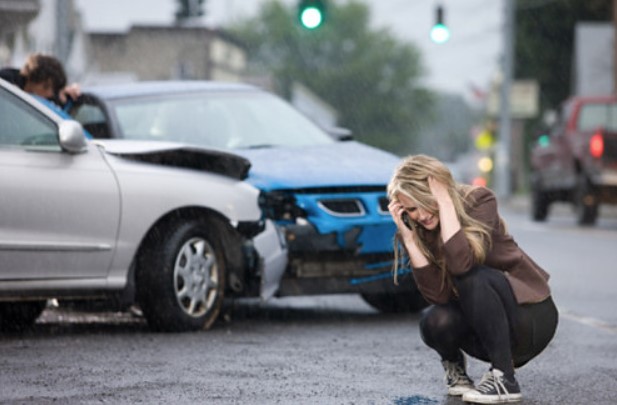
110, 91, 335, 149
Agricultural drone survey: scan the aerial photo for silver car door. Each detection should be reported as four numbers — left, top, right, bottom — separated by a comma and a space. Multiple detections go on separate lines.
0, 88, 120, 280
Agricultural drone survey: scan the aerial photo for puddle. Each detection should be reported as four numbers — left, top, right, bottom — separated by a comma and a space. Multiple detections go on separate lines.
393, 395, 440, 405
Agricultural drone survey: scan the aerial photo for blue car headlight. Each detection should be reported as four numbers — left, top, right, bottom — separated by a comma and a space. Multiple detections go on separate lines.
258, 190, 307, 221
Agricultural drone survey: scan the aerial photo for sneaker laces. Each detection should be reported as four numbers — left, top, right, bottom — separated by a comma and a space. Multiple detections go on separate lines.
475, 369, 509, 397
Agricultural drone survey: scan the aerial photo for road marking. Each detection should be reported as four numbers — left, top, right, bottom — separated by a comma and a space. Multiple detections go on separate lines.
559, 308, 617, 334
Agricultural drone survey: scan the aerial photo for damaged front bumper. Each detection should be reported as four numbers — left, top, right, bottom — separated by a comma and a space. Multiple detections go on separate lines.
277, 221, 413, 297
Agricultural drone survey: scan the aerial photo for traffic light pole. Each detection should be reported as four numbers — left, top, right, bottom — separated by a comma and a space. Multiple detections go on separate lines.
495, 0, 515, 199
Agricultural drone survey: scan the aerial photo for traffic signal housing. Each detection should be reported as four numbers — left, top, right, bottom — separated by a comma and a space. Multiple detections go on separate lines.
430, 5, 450, 44
298, 0, 326, 30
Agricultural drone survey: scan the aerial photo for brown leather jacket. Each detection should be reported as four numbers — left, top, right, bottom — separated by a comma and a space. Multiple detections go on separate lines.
411, 187, 551, 305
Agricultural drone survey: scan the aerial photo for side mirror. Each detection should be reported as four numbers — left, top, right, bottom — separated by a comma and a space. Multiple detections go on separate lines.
58, 120, 88, 153
326, 126, 353, 141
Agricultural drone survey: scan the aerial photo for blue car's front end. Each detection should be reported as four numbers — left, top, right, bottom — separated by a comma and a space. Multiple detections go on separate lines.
237, 141, 412, 296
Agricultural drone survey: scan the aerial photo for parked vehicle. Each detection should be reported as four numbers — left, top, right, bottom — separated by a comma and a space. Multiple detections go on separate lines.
530, 95, 617, 225
0, 78, 287, 332
70, 81, 427, 312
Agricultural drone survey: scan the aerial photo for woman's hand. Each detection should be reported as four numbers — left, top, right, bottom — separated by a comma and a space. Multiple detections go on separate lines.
388, 198, 429, 267
428, 176, 460, 242
428, 176, 452, 208
388, 199, 418, 247
388, 200, 410, 233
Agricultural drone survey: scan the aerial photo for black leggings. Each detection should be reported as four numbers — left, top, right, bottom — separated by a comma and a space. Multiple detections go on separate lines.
419, 265, 558, 379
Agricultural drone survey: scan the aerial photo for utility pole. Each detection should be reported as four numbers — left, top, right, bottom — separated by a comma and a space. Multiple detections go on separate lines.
614, 0, 617, 93
55, 0, 71, 64
495, 0, 515, 198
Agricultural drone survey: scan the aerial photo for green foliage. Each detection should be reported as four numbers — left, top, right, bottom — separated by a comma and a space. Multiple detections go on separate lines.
515, 0, 611, 111
230, 0, 435, 155
515, 0, 610, 184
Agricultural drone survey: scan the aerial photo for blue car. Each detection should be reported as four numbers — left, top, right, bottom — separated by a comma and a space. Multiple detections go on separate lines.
70, 81, 427, 312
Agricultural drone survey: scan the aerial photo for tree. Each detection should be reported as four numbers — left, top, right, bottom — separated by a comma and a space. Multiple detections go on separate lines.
515, 0, 610, 111
515, 0, 610, 187
230, 0, 435, 154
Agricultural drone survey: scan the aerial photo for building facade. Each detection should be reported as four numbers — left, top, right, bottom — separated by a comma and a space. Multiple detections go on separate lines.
88, 25, 247, 83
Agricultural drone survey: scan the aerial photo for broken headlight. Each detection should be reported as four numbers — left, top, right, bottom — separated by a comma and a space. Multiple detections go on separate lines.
258, 190, 307, 221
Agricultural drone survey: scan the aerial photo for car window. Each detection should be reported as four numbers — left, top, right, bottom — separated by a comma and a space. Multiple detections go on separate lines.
110, 91, 335, 149
577, 103, 617, 132
0, 88, 60, 151
72, 102, 110, 138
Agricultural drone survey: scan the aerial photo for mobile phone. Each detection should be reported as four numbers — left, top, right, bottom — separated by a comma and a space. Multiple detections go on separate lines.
401, 211, 414, 231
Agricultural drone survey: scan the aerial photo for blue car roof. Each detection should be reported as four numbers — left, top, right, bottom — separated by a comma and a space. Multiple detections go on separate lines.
84, 80, 259, 99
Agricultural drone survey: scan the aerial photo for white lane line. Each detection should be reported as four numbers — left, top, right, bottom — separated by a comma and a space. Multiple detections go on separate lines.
559, 308, 617, 334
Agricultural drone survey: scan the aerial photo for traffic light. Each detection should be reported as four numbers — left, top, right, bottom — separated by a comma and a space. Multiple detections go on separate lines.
298, 0, 326, 30
430, 5, 450, 44
175, 0, 204, 20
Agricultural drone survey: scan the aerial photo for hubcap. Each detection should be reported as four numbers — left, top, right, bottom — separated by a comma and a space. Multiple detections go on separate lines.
173, 237, 219, 318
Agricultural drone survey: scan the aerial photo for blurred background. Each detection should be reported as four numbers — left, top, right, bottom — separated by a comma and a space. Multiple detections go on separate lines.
0, 0, 612, 195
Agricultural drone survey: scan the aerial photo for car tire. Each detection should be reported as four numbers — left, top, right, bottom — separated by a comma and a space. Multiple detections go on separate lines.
136, 218, 227, 332
574, 173, 598, 226
0, 301, 46, 331
361, 291, 428, 313
531, 184, 550, 222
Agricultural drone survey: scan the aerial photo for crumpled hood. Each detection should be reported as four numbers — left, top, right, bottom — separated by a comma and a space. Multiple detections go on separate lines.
234, 141, 401, 190
94, 139, 251, 180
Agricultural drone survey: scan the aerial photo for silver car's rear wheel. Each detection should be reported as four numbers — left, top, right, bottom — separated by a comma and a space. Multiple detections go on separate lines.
173, 237, 220, 318
136, 218, 226, 332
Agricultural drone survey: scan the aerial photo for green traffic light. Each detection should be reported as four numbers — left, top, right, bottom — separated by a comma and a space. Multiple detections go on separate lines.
430, 5, 450, 44
300, 7, 323, 29
538, 134, 550, 147
298, 0, 326, 30
430, 23, 450, 43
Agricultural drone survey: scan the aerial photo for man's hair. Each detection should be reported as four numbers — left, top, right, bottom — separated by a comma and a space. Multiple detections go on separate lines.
20, 53, 67, 94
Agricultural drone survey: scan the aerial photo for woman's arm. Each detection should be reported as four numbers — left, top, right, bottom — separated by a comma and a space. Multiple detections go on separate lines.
428, 177, 460, 243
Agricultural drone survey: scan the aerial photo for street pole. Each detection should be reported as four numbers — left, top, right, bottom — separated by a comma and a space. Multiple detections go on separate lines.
614, 0, 617, 94
495, 0, 514, 199
55, 0, 70, 64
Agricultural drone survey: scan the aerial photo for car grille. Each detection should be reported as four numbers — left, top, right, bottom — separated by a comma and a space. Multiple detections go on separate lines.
378, 197, 389, 214
318, 199, 365, 217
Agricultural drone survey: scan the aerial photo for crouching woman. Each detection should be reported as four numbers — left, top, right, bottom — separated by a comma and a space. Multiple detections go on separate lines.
387, 154, 558, 404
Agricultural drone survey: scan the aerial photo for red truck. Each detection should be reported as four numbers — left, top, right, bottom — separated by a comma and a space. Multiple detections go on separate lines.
530, 95, 617, 225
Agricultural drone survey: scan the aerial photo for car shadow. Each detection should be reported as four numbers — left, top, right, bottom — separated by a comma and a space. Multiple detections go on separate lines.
0, 295, 424, 338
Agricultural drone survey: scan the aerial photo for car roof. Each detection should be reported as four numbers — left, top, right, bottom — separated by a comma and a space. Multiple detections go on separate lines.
84, 80, 261, 100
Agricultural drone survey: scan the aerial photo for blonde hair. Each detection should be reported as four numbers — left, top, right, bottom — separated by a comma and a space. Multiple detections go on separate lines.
387, 154, 493, 286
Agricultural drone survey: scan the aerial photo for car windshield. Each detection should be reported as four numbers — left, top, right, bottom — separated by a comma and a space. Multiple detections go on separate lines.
109, 91, 335, 149
577, 103, 617, 132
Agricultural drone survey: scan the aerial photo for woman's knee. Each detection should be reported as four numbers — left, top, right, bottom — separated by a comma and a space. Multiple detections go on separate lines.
420, 305, 461, 343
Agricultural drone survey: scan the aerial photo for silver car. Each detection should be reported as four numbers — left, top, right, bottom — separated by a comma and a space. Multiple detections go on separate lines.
0, 79, 287, 332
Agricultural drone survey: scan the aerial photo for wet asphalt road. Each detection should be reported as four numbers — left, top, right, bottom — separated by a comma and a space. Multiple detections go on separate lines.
1, 199, 616, 404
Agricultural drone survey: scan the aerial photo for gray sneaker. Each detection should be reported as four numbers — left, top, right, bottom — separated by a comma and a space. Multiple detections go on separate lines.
442, 358, 474, 396
462, 368, 522, 404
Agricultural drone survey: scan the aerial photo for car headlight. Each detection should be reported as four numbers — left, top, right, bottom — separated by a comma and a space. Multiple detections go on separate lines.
258, 190, 307, 221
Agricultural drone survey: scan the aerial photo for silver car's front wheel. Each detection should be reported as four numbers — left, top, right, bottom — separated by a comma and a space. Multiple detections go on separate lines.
173, 237, 219, 318
136, 218, 227, 332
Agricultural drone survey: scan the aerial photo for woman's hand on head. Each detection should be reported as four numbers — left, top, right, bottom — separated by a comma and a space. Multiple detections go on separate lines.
428, 176, 452, 207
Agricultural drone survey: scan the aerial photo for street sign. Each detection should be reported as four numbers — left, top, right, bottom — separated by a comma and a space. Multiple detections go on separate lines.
487, 79, 539, 119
